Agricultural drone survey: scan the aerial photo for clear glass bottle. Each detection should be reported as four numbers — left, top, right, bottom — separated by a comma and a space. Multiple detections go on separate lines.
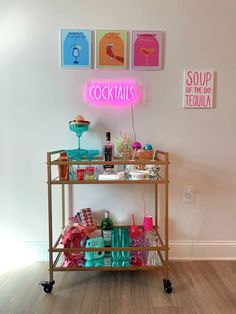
104, 132, 114, 170
101, 211, 113, 247
143, 217, 160, 266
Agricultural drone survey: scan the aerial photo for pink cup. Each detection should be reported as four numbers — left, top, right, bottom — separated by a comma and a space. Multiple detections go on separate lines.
143, 215, 153, 232
76, 168, 85, 181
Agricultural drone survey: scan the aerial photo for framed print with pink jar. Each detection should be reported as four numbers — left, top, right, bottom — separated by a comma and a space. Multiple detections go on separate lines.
96, 30, 128, 69
131, 31, 162, 70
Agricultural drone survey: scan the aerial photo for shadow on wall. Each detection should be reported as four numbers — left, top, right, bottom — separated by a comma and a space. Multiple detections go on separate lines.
167, 152, 236, 241
171, 151, 236, 200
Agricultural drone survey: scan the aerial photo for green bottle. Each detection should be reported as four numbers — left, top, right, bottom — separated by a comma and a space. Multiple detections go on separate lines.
101, 211, 114, 247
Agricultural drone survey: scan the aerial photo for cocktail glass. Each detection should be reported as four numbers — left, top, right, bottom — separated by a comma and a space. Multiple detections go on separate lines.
72, 47, 80, 64
69, 124, 89, 150
66, 123, 99, 161
139, 48, 155, 65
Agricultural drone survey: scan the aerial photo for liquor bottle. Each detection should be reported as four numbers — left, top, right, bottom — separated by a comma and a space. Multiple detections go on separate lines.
104, 132, 114, 170
101, 211, 113, 247
144, 229, 160, 266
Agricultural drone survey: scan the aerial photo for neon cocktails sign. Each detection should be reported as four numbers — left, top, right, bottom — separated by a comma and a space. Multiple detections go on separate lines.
85, 80, 141, 106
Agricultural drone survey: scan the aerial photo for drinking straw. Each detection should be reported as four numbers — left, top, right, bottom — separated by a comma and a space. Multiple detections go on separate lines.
132, 149, 136, 160
142, 189, 146, 216
152, 148, 157, 160
132, 213, 135, 225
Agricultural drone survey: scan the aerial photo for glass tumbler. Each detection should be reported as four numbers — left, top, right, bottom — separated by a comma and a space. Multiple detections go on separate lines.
121, 227, 130, 266
111, 227, 121, 266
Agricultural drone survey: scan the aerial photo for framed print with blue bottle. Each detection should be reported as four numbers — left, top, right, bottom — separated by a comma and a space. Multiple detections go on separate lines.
61, 29, 92, 68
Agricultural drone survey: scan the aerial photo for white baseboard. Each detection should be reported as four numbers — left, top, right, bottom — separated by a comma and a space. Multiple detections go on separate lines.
23, 241, 236, 262
170, 240, 236, 261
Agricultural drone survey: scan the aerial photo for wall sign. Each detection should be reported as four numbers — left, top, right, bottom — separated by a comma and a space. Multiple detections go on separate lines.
131, 31, 162, 70
183, 70, 215, 108
61, 29, 91, 68
96, 30, 127, 69
85, 80, 141, 106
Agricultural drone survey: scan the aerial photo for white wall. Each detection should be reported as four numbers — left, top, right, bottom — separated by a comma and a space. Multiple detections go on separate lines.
1, 0, 236, 260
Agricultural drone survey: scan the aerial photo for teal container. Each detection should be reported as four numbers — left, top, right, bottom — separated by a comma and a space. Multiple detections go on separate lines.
111, 227, 121, 266
121, 227, 130, 266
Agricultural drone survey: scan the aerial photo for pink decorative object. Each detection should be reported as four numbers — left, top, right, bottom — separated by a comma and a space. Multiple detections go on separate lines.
129, 214, 144, 267
143, 215, 153, 232
62, 212, 97, 267
128, 214, 142, 239
132, 141, 142, 150
62, 224, 88, 267
79, 208, 97, 229
69, 114, 90, 126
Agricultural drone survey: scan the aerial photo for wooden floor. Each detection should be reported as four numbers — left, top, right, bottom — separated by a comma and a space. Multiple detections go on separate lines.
1, 261, 236, 314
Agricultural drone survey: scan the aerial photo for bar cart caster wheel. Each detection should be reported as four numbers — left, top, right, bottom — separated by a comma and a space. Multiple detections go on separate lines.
163, 279, 172, 294
40, 280, 55, 294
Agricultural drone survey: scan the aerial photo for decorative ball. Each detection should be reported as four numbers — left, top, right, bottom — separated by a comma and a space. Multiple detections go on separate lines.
132, 141, 142, 150
144, 144, 153, 150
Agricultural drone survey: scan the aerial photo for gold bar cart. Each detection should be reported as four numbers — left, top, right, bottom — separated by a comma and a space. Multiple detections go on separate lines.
40, 150, 172, 294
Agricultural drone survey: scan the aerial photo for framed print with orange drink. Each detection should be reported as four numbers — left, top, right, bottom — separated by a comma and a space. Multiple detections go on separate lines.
131, 31, 162, 70
96, 30, 127, 69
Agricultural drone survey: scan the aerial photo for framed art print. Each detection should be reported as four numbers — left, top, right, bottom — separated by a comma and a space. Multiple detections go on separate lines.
183, 70, 215, 108
96, 30, 127, 69
131, 31, 162, 70
61, 29, 91, 68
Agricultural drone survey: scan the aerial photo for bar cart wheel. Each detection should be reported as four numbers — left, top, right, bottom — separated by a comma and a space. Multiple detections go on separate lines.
39, 280, 55, 294
163, 279, 172, 294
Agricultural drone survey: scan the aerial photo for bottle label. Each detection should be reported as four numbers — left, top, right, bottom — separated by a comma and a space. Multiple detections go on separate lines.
103, 230, 112, 246
105, 146, 113, 161
104, 143, 114, 169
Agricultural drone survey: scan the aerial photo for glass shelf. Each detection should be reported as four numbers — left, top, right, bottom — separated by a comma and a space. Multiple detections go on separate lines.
53, 252, 165, 272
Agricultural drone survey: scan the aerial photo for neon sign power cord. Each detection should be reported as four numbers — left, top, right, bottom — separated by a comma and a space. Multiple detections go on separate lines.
130, 102, 136, 142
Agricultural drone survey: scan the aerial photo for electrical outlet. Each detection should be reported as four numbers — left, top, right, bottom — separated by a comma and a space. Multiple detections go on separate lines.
183, 185, 194, 203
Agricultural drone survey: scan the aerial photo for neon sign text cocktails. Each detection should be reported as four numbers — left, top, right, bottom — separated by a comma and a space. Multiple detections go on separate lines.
85, 80, 141, 106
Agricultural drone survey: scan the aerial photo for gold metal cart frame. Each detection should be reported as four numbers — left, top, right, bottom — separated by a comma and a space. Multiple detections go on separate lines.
40, 150, 172, 294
